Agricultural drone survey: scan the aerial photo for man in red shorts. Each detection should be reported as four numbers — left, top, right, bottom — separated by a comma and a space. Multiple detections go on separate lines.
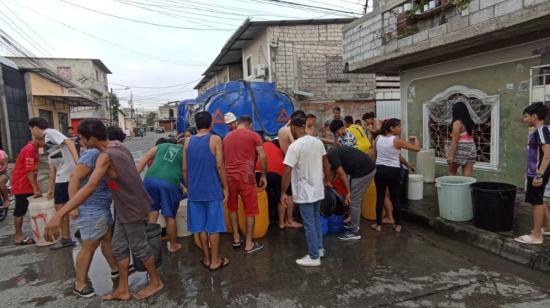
223, 115, 267, 254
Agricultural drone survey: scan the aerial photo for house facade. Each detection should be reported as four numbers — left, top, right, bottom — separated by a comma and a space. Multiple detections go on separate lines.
7, 57, 112, 129
195, 19, 386, 122
158, 101, 177, 132
342, 0, 550, 187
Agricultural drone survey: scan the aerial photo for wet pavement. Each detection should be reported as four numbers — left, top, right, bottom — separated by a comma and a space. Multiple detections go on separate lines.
1, 133, 550, 307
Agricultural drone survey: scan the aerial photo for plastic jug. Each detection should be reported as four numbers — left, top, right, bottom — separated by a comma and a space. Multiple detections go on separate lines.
361, 182, 377, 220
28, 197, 59, 246
238, 189, 269, 239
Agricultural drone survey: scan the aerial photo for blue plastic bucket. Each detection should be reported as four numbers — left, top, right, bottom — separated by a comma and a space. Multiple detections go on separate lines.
327, 214, 344, 233
320, 215, 329, 236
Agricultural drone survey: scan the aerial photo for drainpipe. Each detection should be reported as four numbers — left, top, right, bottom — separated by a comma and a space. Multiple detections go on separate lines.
0, 67, 12, 157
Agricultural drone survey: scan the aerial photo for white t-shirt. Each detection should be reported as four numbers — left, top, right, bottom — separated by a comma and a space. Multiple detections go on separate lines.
283, 135, 326, 204
44, 128, 75, 183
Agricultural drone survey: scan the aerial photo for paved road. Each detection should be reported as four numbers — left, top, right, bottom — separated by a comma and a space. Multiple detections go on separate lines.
1, 133, 550, 307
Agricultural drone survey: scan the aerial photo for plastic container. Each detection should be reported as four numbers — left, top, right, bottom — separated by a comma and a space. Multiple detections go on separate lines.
408, 174, 424, 200
176, 199, 191, 237
320, 215, 329, 236
435, 176, 477, 221
133, 223, 162, 271
327, 214, 344, 233
416, 149, 435, 183
361, 182, 377, 220
28, 197, 59, 246
471, 182, 517, 232
238, 189, 269, 239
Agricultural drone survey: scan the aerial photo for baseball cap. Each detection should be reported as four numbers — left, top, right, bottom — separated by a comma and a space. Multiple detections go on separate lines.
224, 112, 237, 124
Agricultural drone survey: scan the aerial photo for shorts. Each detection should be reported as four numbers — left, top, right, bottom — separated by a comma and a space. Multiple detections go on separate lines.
54, 182, 70, 204
187, 200, 226, 233
76, 210, 113, 241
14, 193, 33, 217
227, 180, 259, 217
111, 218, 152, 262
525, 175, 550, 205
144, 178, 182, 218
446, 141, 477, 166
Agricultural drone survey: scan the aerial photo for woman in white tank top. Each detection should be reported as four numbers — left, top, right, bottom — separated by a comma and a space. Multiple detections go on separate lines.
371, 119, 421, 233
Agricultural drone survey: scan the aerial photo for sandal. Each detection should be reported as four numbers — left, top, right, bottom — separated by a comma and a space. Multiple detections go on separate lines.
514, 234, 543, 245
15, 237, 35, 245
232, 239, 243, 248
244, 242, 264, 255
200, 258, 210, 269
209, 257, 230, 272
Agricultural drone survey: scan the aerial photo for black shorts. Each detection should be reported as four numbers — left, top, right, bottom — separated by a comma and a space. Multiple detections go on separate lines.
525, 175, 550, 205
54, 182, 70, 204
14, 193, 33, 217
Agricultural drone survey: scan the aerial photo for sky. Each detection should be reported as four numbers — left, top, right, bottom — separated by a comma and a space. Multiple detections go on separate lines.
0, 0, 370, 109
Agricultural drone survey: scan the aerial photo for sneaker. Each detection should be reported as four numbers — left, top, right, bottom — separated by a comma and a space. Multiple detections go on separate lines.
337, 230, 362, 241
296, 255, 321, 267
50, 238, 76, 250
319, 248, 325, 258
73, 284, 95, 298
244, 242, 264, 255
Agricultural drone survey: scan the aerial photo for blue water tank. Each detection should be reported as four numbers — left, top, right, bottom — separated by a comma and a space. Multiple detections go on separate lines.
179, 81, 293, 138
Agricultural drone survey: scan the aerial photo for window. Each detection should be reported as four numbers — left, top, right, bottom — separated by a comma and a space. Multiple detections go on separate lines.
246, 56, 252, 78
423, 86, 500, 170
326, 55, 349, 83
57, 67, 71, 80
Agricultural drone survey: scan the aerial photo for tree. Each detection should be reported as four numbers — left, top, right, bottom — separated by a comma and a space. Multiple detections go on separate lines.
109, 91, 120, 125
146, 112, 157, 128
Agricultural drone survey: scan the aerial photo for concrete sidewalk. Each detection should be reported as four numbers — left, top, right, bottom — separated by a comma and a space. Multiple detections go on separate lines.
400, 183, 550, 274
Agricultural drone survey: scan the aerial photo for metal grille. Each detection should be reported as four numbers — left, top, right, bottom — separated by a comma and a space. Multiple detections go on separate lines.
428, 119, 492, 163
326, 55, 348, 83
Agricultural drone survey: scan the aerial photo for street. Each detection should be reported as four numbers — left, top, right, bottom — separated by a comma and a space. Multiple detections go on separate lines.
0, 133, 550, 307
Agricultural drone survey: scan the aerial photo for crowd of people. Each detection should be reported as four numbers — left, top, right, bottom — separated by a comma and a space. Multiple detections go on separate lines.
1, 101, 549, 300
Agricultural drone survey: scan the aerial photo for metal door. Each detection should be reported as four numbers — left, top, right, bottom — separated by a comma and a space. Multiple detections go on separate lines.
1, 65, 30, 156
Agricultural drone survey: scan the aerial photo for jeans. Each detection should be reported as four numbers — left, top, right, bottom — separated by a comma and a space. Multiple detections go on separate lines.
297, 201, 323, 259
375, 165, 402, 226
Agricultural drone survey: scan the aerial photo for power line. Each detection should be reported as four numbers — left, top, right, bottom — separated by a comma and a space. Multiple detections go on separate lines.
58, 0, 234, 31
245, 0, 361, 16
110, 79, 201, 89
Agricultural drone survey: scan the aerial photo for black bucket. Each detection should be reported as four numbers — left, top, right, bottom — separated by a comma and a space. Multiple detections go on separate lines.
470, 182, 517, 232
133, 223, 162, 272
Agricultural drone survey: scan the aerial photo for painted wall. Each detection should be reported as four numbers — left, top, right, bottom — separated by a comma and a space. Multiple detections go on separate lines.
32, 96, 70, 132
401, 39, 550, 188
242, 28, 269, 80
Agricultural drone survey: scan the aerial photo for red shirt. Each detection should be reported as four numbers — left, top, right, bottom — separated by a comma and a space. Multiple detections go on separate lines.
223, 128, 262, 184
11, 142, 39, 195
255, 141, 284, 176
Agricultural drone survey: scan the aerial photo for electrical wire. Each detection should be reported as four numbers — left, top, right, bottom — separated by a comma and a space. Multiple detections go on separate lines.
243, 0, 361, 16
110, 79, 201, 89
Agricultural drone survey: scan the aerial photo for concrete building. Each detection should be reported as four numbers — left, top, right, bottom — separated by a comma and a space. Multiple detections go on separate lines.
342, 0, 550, 187
158, 101, 177, 132
7, 57, 112, 129
195, 19, 385, 122
0, 57, 96, 156
121, 107, 136, 137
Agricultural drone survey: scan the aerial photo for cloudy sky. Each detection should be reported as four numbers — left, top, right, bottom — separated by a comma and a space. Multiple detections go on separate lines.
0, 0, 369, 109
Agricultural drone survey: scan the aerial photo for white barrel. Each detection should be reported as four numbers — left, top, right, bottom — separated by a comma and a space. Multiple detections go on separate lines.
408, 174, 424, 200
177, 199, 191, 237
28, 197, 58, 246
416, 149, 435, 183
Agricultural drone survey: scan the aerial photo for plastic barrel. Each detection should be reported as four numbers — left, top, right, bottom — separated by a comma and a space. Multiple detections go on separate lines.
408, 174, 424, 200
320, 215, 329, 236
28, 197, 59, 246
133, 223, 162, 272
238, 189, 269, 239
361, 182, 377, 220
435, 176, 477, 221
327, 214, 344, 233
471, 182, 517, 232
176, 199, 191, 237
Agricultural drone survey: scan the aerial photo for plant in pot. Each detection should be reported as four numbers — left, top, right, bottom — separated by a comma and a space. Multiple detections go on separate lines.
452, 0, 471, 11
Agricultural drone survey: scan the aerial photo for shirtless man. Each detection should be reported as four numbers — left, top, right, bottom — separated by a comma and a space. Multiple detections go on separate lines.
305, 114, 318, 137
277, 110, 306, 228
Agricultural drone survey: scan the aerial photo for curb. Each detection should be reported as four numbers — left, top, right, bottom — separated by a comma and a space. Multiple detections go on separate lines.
401, 207, 550, 273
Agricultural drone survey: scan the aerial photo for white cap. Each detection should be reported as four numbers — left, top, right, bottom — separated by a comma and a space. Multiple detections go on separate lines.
224, 112, 237, 124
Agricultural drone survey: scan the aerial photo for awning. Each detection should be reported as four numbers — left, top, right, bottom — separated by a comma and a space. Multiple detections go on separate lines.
34, 94, 100, 107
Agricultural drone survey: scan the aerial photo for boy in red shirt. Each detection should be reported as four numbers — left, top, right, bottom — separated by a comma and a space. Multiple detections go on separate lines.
11, 138, 44, 245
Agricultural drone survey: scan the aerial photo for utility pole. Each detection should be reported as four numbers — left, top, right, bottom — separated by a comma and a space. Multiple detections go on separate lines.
363, 0, 369, 14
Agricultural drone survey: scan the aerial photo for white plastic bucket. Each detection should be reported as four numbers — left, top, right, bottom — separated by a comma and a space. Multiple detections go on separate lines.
28, 197, 59, 246
408, 174, 424, 200
177, 199, 191, 237
435, 176, 477, 221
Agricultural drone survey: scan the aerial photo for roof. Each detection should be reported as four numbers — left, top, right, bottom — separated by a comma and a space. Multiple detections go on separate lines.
33, 94, 99, 107
194, 18, 356, 90
6, 57, 112, 74
0, 56, 18, 69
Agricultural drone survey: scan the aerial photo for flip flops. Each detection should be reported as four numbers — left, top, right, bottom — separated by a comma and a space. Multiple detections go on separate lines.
232, 239, 243, 248
14, 237, 35, 245
200, 258, 210, 269
209, 257, 230, 272
514, 234, 543, 245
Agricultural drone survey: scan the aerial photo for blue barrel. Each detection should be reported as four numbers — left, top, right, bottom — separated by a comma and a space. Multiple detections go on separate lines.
327, 214, 344, 234
320, 215, 329, 236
